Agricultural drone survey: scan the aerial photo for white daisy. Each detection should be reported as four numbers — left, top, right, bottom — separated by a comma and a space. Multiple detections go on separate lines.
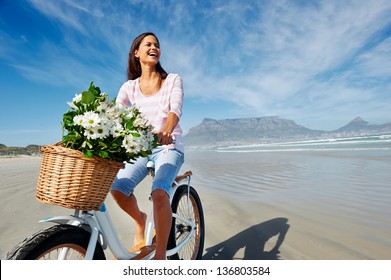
84, 128, 96, 140
91, 124, 110, 139
110, 121, 124, 137
122, 106, 136, 120
133, 116, 147, 128
67, 101, 78, 110
82, 111, 101, 128
73, 93, 82, 103
73, 115, 84, 126
122, 134, 139, 154
97, 102, 110, 114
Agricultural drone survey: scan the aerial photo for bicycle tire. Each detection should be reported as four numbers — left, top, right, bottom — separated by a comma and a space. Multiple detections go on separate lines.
5, 224, 106, 260
167, 185, 205, 260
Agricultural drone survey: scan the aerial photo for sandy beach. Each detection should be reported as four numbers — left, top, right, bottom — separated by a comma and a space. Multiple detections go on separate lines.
1, 148, 390, 260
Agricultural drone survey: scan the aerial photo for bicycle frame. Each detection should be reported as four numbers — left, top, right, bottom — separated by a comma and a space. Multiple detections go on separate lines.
39, 173, 194, 260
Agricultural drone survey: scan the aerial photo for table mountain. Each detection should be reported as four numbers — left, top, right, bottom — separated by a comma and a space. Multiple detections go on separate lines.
184, 116, 391, 146
184, 116, 321, 146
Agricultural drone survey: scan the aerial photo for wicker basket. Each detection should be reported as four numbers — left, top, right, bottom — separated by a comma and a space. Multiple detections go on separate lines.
36, 142, 124, 211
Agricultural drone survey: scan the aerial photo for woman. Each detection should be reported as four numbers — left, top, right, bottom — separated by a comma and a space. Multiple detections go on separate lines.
110, 32, 184, 260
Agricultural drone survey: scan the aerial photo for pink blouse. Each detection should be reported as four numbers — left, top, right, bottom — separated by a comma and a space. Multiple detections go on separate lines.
116, 73, 184, 152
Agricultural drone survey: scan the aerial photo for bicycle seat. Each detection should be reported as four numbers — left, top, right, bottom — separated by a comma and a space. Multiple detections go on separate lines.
147, 161, 192, 185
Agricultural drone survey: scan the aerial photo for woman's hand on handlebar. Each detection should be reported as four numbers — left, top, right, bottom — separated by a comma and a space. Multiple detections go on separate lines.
157, 131, 174, 145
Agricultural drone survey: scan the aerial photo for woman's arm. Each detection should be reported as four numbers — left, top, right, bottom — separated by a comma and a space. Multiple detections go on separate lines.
158, 75, 183, 145
158, 112, 179, 145
116, 81, 132, 106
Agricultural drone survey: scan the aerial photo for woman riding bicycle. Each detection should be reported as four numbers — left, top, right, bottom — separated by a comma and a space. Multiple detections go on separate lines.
110, 32, 185, 260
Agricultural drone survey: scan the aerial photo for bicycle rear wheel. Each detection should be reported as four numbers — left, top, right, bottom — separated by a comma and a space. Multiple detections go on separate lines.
5, 224, 106, 260
167, 185, 205, 260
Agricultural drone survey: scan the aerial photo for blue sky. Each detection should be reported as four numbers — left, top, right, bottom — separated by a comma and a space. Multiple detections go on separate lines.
1, 0, 391, 147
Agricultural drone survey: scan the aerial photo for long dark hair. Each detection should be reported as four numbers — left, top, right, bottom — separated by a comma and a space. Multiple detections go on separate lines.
127, 32, 168, 82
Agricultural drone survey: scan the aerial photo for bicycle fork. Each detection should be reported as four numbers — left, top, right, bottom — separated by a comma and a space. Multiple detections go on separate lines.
47, 213, 100, 260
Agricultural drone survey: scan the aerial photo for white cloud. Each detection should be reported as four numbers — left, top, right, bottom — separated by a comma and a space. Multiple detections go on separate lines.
27, 0, 87, 34
179, 0, 391, 128
350, 37, 391, 79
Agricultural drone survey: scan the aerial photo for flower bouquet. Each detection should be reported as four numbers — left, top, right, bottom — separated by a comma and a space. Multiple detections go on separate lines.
62, 81, 158, 162
36, 82, 158, 210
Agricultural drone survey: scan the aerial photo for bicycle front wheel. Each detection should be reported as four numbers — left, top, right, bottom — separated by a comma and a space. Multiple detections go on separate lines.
5, 224, 106, 260
168, 185, 205, 260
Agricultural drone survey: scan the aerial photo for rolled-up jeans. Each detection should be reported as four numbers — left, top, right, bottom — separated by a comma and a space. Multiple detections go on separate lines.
110, 147, 184, 196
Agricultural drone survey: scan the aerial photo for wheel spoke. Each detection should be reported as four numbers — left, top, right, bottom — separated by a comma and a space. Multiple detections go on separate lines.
38, 244, 86, 260
168, 186, 204, 260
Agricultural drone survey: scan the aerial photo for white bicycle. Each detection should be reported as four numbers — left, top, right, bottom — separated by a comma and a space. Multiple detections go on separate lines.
6, 162, 205, 260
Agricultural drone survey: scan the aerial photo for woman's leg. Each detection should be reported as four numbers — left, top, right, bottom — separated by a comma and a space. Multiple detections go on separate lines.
110, 157, 149, 246
151, 149, 184, 259
151, 189, 172, 260
111, 190, 147, 246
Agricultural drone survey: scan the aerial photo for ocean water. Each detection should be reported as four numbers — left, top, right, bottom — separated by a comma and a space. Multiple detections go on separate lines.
183, 134, 391, 256
185, 135, 391, 201
214, 134, 391, 153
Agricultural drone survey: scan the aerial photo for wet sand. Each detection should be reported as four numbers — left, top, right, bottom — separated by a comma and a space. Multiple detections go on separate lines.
1, 150, 390, 260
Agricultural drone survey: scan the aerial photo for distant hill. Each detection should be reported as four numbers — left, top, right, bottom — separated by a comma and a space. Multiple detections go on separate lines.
335, 117, 369, 132
184, 116, 391, 147
184, 116, 321, 146
335, 117, 391, 133
0, 144, 40, 156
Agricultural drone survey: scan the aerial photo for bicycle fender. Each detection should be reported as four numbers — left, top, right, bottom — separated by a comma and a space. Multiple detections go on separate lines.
39, 215, 84, 226
39, 215, 106, 253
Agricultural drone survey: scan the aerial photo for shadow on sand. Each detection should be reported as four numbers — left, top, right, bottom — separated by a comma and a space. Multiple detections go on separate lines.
202, 217, 290, 260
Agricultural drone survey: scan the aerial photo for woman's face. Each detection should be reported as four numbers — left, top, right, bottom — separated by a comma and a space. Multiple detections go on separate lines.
135, 35, 161, 66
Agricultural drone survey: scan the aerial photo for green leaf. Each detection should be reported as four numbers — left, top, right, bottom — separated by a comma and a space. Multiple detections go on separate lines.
86, 141, 93, 149
140, 151, 148, 157
89, 81, 101, 95
124, 119, 134, 130
81, 90, 94, 104
81, 140, 93, 149
98, 141, 108, 149
99, 151, 108, 158
85, 150, 93, 158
